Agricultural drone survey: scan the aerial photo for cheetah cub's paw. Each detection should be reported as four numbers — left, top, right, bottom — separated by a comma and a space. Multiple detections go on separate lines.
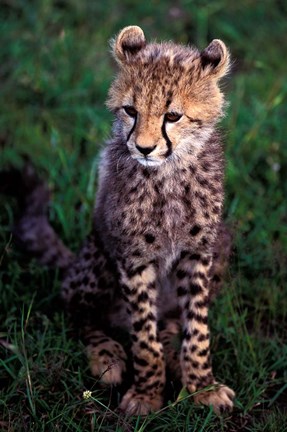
87, 340, 127, 385
193, 384, 235, 414
119, 386, 163, 416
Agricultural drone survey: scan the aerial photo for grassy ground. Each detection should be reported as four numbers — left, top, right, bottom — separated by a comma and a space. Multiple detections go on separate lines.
1, 0, 287, 430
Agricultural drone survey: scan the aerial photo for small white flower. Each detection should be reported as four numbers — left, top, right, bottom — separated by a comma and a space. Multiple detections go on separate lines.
83, 390, 92, 400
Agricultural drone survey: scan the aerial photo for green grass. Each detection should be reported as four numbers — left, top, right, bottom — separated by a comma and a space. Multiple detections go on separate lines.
0, 0, 287, 430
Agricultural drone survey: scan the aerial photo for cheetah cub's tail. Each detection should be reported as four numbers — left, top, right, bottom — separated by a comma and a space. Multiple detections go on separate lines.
0, 161, 74, 269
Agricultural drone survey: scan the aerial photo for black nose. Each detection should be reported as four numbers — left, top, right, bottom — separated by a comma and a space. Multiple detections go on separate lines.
136, 144, 157, 156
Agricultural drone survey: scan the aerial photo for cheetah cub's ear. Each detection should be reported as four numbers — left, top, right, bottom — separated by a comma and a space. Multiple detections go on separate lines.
112, 25, 146, 65
200, 39, 230, 80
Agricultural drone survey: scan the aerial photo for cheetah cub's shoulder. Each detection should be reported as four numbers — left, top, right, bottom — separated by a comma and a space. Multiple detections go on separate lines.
62, 26, 235, 416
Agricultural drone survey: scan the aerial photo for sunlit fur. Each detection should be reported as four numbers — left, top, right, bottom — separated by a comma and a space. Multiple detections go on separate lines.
107, 27, 230, 168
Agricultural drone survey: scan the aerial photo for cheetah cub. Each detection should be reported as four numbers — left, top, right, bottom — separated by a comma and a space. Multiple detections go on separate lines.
33, 25, 234, 415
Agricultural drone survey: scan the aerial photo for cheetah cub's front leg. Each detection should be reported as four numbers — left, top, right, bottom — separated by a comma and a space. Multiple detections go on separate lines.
176, 253, 235, 413
119, 262, 165, 415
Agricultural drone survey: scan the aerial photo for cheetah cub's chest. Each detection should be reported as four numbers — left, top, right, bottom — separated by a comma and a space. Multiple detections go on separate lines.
105, 161, 222, 263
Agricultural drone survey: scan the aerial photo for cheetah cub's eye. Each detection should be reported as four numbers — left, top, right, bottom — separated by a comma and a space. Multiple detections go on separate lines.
123, 106, 137, 118
164, 112, 182, 123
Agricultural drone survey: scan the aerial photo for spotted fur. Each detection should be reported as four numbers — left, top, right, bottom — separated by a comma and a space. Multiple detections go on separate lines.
5, 26, 235, 415
64, 26, 234, 414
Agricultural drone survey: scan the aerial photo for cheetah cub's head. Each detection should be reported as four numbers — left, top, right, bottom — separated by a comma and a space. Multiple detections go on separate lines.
107, 26, 230, 168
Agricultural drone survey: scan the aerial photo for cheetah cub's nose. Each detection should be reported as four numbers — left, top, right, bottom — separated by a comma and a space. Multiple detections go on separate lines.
136, 144, 157, 156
